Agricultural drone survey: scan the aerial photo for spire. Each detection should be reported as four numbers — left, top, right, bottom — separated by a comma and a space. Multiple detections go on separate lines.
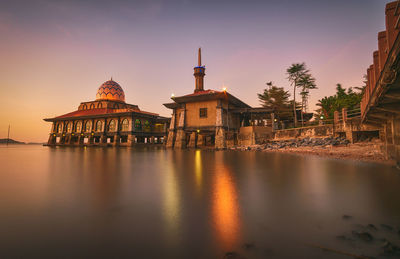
111, 76, 113, 81
194, 48, 205, 92
198, 47, 202, 67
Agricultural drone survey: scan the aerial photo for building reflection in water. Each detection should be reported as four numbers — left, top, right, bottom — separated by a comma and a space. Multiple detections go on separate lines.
212, 152, 241, 250
162, 151, 181, 246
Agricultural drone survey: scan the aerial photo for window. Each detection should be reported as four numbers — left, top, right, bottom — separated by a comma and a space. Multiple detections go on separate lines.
121, 119, 129, 131
57, 123, 63, 133
134, 119, 142, 131
144, 120, 151, 132
67, 122, 72, 133
96, 121, 102, 132
85, 121, 92, 132
199, 108, 207, 118
108, 120, 116, 131
97, 102, 102, 108
90, 103, 95, 109
82, 104, 87, 110
75, 121, 82, 132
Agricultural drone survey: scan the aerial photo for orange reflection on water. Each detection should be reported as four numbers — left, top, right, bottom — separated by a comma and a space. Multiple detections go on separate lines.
212, 158, 240, 249
195, 150, 202, 193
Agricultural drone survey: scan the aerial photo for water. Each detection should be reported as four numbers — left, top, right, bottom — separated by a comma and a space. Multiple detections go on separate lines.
0, 145, 399, 258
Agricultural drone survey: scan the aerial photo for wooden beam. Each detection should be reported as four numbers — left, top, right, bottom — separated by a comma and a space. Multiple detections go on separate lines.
374, 105, 400, 114
368, 112, 393, 120
364, 119, 384, 126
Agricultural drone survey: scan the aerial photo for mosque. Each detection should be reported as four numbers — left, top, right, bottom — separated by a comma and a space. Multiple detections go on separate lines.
164, 48, 273, 149
44, 80, 170, 146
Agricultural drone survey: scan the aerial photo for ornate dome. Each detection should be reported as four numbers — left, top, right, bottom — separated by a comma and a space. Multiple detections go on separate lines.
96, 79, 125, 102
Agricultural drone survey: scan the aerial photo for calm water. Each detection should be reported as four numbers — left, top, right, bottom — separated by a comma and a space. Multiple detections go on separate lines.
0, 145, 399, 258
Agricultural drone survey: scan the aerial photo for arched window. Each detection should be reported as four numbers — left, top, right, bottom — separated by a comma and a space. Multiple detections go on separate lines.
144, 120, 151, 132
113, 103, 119, 109
85, 121, 92, 132
82, 104, 87, 110
75, 121, 82, 132
57, 123, 63, 133
134, 119, 142, 131
90, 103, 95, 109
96, 121, 103, 132
67, 122, 72, 133
97, 102, 102, 108
108, 120, 116, 132
121, 119, 129, 131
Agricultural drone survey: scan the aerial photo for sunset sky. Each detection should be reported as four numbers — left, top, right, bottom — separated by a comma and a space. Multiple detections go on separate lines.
0, 0, 392, 142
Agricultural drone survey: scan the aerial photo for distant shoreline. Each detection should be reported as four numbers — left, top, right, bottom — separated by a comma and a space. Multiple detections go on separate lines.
0, 139, 44, 145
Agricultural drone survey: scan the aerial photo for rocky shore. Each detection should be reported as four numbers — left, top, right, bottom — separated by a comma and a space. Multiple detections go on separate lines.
231, 137, 395, 165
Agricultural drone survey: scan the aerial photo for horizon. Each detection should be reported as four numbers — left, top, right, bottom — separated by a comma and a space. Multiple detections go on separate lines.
0, 0, 392, 142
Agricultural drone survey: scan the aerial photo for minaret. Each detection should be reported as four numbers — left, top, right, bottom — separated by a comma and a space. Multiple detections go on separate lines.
194, 48, 205, 93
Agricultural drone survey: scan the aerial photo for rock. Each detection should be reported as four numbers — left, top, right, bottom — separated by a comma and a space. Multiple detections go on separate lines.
367, 224, 378, 230
243, 242, 255, 250
342, 215, 352, 220
380, 224, 394, 231
336, 235, 352, 241
352, 231, 373, 241
382, 241, 400, 255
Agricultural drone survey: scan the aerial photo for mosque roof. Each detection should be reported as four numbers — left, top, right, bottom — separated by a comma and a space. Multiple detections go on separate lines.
44, 108, 161, 121
165, 89, 251, 108
96, 79, 125, 102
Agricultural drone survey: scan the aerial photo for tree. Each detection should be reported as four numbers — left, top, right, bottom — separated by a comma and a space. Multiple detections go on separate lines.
287, 63, 315, 127
315, 83, 365, 121
258, 82, 292, 119
297, 73, 317, 126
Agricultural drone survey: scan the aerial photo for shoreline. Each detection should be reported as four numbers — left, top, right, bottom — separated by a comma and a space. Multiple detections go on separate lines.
231, 142, 397, 166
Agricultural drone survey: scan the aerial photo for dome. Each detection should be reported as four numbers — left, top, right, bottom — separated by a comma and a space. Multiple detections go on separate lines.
96, 79, 125, 102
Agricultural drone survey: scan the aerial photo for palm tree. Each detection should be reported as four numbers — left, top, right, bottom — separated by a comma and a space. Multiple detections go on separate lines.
297, 73, 317, 126
287, 63, 308, 127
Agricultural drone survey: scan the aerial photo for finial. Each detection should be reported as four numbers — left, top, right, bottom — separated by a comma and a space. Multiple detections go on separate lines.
198, 47, 201, 67
111, 76, 113, 81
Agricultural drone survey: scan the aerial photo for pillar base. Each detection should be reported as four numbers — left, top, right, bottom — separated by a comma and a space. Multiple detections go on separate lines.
188, 132, 197, 148
215, 127, 226, 149
174, 129, 186, 149
166, 130, 176, 148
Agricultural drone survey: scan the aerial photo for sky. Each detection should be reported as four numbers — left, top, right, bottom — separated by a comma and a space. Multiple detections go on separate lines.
0, 0, 393, 142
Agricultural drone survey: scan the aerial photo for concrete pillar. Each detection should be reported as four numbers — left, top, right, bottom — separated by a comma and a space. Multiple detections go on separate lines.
78, 135, 84, 146
47, 134, 56, 145
88, 135, 94, 145
215, 127, 226, 149
127, 135, 135, 146
100, 135, 107, 146
174, 129, 186, 149
342, 108, 347, 128
188, 132, 197, 148
334, 111, 339, 124
197, 134, 205, 147
113, 135, 120, 146
166, 130, 175, 148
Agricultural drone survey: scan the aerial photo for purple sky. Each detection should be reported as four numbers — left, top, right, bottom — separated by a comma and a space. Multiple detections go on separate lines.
0, 0, 392, 142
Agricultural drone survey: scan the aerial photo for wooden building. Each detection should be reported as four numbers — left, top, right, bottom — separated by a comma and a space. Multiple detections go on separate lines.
44, 79, 169, 146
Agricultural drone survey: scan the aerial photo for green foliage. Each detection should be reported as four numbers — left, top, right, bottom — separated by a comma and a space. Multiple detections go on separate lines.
286, 63, 317, 125
315, 83, 365, 120
257, 82, 298, 120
